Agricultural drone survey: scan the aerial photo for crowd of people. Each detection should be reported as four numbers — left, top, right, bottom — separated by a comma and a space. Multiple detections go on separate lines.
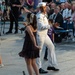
0, 0, 75, 75
19, 1, 75, 75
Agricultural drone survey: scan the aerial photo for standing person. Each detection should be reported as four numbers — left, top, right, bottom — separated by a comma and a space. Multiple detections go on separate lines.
0, 1, 6, 14
36, 2, 59, 74
19, 13, 40, 75
44, 19, 55, 60
33, 0, 38, 9
6, 0, 21, 34
25, 0, 34, 11
38, 0, 43, 3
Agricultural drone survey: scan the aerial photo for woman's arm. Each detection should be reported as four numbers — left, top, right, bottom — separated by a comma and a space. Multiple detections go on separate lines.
26, 26, 37, 46
26, 26, 40, 50
26, 0, 30, 5
23, 22, 39, 47
31, 1, 34, 6
23, 7, 31, 13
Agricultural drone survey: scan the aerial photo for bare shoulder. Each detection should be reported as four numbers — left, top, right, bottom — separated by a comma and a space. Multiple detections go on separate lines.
25, 25, 30, 31
29, 25, 37, 32
26, 25, 37, 32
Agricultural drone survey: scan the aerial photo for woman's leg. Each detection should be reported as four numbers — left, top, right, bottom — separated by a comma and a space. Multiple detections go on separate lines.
32, 59, 39, 75
0, 56, 2, 65
25, 58, 33, 75
0, 56, 4, 67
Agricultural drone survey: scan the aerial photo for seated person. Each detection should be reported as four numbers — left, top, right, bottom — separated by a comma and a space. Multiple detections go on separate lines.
53, 6, 63, 29
25, 0, 34, 11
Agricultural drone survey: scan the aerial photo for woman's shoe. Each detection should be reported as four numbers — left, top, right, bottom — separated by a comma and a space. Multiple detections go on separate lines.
0, 64, 4, 68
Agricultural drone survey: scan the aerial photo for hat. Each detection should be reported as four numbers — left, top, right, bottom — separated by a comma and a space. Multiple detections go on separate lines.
37, 2, 46, 7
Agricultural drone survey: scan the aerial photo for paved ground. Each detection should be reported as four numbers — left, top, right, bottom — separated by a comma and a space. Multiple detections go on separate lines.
0, 24, 75, 75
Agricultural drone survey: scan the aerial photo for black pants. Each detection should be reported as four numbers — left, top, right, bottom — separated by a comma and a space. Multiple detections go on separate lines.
9, 11, 18, 32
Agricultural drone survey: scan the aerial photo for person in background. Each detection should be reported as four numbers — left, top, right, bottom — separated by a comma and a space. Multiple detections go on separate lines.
25, 0, 34, 12
33, 0, 38, 9
0, 9, 4, 67
53, 6, 63, 28
0, 1, 8, 20
44, 19, 55, 60
49, 3, 56, 20
0, 1, 6, 14
6, 0, 21, 34
0, 3, 2, 16
38, 0, 43, 3
71, 5, 75, 37
62, 2, 69, 25
60, 3, 65, 15
19, 13, 40, 75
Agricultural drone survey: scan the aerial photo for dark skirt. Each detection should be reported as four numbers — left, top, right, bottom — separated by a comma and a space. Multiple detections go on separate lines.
19, 31, 39, 59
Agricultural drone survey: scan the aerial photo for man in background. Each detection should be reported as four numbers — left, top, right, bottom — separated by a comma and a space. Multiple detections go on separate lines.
6, 0, 21, 34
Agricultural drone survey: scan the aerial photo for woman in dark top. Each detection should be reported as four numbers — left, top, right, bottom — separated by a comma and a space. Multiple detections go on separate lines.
19, 13, 40, 75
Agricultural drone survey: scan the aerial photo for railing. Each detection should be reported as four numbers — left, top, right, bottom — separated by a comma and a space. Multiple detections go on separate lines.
0, 17, 24, 36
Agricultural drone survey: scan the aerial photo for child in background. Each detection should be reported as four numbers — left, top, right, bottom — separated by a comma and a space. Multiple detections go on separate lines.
44, 19, 55, 60
48, 19, 54, 43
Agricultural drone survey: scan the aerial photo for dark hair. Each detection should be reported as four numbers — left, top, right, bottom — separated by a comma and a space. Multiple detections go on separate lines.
27, 13, 31, 23
49, 19, 53, 23
49, 9, 54, 15
27, 13, 37, 30
32, 15, 37, 30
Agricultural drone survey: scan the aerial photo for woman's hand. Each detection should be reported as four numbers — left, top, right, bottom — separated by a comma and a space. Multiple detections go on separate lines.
34, 45, 41, 50
23, 22, 27, 26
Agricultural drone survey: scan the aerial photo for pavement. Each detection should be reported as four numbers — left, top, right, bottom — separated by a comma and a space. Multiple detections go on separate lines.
0, 24, 75, 75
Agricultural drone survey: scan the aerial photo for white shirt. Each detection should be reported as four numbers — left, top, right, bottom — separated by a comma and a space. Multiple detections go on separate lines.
62, 8, 69, 19
68, 9, 72, 18
49, 13, 55, 20
36, 12, 50, 31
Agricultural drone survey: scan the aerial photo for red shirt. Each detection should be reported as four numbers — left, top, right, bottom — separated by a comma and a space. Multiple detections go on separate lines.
28, 0, 33, 5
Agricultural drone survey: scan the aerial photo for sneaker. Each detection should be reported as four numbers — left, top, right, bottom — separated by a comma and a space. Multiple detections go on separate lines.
0, 64, 4, 68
